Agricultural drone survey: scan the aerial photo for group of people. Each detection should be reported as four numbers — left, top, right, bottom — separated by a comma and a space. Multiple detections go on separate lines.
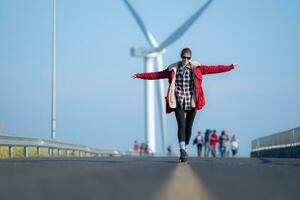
134, 128, 239, 158
193, 129, 239, 158
133, 140, 152, 156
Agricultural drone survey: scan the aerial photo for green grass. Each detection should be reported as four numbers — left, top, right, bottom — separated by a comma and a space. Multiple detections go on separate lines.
0, 146, 9, 158
0, 146, 102, 159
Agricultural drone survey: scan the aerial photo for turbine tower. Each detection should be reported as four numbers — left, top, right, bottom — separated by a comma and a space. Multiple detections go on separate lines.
124, 0, 213, 153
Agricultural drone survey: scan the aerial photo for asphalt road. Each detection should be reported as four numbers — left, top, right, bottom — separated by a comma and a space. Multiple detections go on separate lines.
0, 157, 299, 200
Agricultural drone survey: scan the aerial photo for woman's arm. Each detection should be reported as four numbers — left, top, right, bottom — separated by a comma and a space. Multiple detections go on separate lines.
200, 63, 238, 75
132, 68, 169, 80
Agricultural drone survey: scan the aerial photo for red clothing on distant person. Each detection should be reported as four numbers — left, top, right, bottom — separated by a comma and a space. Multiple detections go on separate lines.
134, 144, 140, 153
210, 133, 218, 146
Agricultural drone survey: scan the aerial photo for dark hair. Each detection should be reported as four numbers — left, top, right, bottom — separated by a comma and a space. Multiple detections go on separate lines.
181, 48, 192, 57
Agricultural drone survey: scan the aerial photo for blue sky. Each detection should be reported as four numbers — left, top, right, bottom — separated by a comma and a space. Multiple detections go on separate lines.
0, 0, 299, 156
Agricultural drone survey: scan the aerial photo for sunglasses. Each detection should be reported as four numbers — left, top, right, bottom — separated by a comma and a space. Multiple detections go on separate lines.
181, 56, 191, 60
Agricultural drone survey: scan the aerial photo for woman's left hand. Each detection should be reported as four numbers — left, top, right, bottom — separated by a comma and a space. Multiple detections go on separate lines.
232, 63, 239, 68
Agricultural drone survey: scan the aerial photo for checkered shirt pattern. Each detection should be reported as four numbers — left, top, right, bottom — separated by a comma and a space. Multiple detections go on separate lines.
175, 64, 195, 110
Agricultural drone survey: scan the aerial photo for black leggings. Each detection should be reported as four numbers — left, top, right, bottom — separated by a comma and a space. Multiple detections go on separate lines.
174, 107, 196, 145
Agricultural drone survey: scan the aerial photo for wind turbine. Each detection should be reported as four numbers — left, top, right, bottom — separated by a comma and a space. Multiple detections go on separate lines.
124, 0, 214, 153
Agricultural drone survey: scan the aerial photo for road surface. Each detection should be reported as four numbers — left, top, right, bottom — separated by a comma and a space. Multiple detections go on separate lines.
0, 157, 299, 200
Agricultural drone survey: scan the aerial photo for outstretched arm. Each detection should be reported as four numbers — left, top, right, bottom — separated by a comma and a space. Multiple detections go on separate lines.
200, 63, 238, 75
131, 68, 169, 80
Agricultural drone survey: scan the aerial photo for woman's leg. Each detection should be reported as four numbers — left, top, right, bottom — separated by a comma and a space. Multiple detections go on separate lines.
211, 145, 216, 157
185, 109, 196, 145
174, 107, 186, 147
197, 145, 201, 156
175, 107, 189, 162
204, 143, 209, 157
199, 144, 203, 157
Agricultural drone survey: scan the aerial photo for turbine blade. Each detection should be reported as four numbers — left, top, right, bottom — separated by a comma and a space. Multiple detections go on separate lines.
157, 0, 213, 51
123, 0, 158, 48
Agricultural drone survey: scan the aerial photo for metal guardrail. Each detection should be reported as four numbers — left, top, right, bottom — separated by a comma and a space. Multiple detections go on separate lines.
251, 127, 300, 158
0, 135, 123, 158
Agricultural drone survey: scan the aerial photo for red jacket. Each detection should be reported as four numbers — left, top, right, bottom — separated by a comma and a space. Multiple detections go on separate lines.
210, 133, 219, 146
136, 61, 234, 113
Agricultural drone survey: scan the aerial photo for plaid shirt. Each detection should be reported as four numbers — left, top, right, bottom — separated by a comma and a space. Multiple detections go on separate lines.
175, 63, 195, 110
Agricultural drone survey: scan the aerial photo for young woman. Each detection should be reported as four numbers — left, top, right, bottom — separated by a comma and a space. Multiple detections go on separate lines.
219, 130, 230, 157
210, 130, 218, 158
231, 134, 239, 157
132, 48, 238, 162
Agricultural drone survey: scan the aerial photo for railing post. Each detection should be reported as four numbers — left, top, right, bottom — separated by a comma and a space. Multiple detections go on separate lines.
24, 146, 29, 158
37, 147, 41, 157
257, 139, 260, 157
9, 146, 13, 158
48, 148, 52, 157
62, 149, 65, 157
51, 148, 54, 157
292, 128, 295, 143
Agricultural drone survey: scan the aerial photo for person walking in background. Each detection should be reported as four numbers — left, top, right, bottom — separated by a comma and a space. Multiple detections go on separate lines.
231, 135, 239, 157
218, 132, 223, 157
193, 131, 203, 157
144, 144, 150, 155
167, 145, 172, 156
132, 48, 238, 162
210, 130, 218, 158
140, 143, 145, 156
220, 130, 229, 157
133, 140, 140, 153
204, 129, 211, 157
